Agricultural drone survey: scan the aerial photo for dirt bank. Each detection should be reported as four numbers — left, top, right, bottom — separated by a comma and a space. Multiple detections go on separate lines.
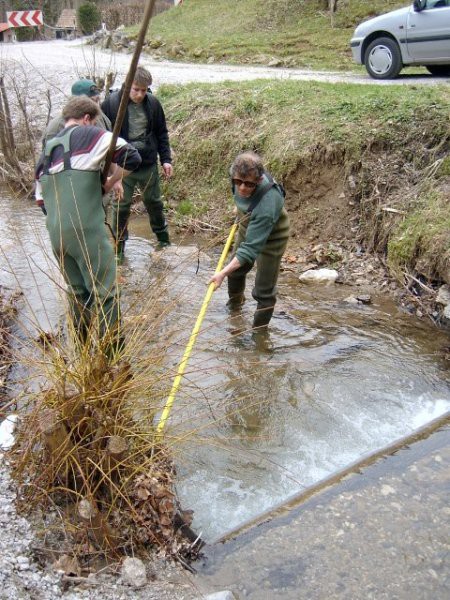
277, 146, 450, 325
158, 79, 450, 327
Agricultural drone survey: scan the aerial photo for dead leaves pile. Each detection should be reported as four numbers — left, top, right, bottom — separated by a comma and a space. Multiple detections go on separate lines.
134, 466, 176, 542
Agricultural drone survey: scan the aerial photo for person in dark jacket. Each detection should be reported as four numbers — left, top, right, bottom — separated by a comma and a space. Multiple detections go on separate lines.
210, 152, 290, 330
101, 65, 173, 259
35, 96, 141, 355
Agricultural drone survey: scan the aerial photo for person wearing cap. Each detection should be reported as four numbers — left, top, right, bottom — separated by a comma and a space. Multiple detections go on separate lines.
101, 65, 173, 257
35, 96, 141, 357
42, 79, 111, 147
209, 152, 290, 331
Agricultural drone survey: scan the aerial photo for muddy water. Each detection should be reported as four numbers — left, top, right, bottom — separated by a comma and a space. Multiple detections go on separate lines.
1, 193, 449, 541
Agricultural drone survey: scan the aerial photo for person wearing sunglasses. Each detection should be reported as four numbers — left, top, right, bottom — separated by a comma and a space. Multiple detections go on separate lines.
210, 151, 290, 330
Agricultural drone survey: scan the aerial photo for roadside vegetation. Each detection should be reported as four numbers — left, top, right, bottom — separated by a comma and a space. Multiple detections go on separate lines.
140, 0, 408, 71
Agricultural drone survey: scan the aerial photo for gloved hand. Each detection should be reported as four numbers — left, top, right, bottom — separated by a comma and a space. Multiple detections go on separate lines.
36, 199, 47, 215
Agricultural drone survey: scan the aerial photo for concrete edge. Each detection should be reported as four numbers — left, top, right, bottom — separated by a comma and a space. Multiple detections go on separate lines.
210, 410, 450, 545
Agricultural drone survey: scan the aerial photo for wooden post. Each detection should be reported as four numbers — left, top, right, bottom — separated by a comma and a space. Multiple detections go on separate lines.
102, 0, 158, 180
106, 435, 127, 464
39, 408, 76, 484
103, 435, 128, 483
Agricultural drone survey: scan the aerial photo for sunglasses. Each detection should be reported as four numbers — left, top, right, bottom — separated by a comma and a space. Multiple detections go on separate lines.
232, 178, 258, 190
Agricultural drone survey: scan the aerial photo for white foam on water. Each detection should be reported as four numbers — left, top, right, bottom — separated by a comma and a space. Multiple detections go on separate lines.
410, 398, 450, 429
177, 351, 450, 540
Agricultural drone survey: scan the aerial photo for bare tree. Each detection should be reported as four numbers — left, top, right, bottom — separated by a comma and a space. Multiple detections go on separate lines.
329, 0, 338, 28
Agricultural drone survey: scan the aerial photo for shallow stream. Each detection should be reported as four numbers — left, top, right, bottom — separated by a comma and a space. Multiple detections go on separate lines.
1, 194, 449, 542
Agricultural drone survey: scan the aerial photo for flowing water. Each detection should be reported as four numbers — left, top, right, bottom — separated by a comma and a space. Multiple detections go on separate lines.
1, 193, 449, 542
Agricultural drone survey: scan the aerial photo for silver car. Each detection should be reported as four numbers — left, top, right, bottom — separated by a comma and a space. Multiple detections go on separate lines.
350, 0, 450, 79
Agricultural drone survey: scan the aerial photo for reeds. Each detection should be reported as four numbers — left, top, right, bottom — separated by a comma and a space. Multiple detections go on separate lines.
1, 216, 220, 566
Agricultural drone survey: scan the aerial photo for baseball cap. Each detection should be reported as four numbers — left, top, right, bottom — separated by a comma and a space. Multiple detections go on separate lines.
71, 79, 100, 98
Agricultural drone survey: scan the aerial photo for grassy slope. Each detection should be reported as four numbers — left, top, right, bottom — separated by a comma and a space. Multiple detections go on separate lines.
160, 80, 449, 207
159, 79, 450, 279
139, 0, 407, 70
131, 0, 450, 282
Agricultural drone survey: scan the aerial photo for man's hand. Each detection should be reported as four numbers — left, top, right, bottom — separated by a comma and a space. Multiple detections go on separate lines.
113, 180, 124, 201
162, 163, 173, 179
209, 271, 226, 290
103, 176, 115, 195
209, 257, 242, 290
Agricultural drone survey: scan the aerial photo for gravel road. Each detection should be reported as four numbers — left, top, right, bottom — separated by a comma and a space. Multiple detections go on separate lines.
2, 38, 445, 100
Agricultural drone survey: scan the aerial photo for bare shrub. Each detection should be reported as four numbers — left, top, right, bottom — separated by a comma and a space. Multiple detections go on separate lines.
99, 0, 172, 30
2, 234, 213, 563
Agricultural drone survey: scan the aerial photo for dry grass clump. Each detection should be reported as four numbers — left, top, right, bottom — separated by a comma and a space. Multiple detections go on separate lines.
6, 252, 207, 567
11, 338, 199, 565
0, 289, 20, 409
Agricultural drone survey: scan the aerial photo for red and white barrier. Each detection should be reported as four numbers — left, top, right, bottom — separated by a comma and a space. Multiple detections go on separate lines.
6, 10, 43, 28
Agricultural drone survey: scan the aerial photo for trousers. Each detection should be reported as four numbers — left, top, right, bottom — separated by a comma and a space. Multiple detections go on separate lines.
111, 163, 168, 243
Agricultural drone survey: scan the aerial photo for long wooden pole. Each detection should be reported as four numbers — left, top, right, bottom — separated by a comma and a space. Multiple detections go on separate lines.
102, 0, 157, 180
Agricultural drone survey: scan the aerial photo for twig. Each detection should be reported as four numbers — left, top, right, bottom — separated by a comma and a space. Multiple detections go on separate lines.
380, 206, 406, 215
61, 575, 102, 586
403, 271, 435, 294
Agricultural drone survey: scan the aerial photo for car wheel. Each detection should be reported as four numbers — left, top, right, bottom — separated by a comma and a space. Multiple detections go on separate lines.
364, 37, 402, 79
426, 65, 450, 77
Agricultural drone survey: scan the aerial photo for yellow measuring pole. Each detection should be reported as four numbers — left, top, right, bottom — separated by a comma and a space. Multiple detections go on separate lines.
156, 221, 238, 434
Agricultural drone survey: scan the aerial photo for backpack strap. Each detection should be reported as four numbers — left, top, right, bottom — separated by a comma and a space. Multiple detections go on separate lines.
42, 126, 75, 175
246, 178, 273, 213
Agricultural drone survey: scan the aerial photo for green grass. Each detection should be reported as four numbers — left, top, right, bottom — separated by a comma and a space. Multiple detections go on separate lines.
158, 79, 450, 219
387, 189, 450, 279
135, 0, 408, 70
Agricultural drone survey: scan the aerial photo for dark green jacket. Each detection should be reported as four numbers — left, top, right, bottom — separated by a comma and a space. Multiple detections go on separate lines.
234, 175, 290, 265
101, 90, 171, 167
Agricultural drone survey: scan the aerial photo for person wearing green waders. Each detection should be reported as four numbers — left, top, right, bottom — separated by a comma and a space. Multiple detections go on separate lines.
210, 152, 290, 330
35, 96, 141, 354
101, 66, 173, 260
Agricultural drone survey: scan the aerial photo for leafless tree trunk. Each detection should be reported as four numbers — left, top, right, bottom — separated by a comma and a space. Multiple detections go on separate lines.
329, 0, 338, 28
0, 76, 26, 186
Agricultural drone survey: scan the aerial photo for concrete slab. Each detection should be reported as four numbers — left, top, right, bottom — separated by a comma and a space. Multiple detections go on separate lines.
196, 421, 450, 599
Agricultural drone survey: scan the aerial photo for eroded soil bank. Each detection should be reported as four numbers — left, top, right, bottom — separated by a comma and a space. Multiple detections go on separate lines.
158, 79, 450, 326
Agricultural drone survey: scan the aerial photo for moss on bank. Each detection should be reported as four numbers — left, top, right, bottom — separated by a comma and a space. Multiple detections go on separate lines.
388, 186, 450, 282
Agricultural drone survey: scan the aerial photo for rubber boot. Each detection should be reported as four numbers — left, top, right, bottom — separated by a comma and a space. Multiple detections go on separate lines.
156, 230, 171, 249
226, 278, 246, 311
252, 306, 274, 330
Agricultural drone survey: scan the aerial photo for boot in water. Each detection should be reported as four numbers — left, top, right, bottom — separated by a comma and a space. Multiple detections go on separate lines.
252, 306, 274, 330
156, 230, 171, 249
226, 294, 246, 312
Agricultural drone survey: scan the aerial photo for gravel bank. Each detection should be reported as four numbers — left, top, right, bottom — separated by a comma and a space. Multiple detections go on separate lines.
0, 446, 200, 600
